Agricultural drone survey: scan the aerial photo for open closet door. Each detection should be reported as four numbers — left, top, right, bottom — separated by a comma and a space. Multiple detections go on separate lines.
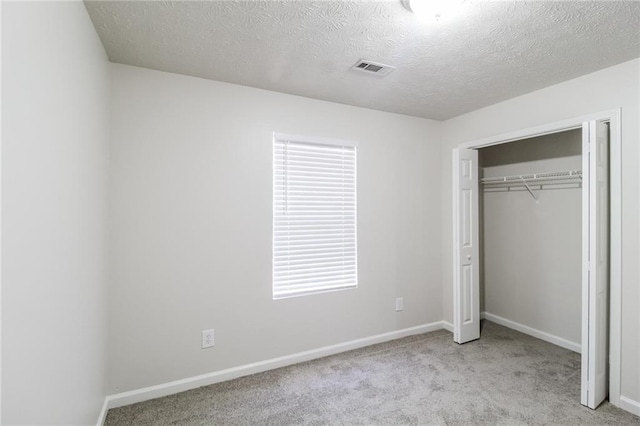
453, 148, 480, 344
581, 120, 609, 409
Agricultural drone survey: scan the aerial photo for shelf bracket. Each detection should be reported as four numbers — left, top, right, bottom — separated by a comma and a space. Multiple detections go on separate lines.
519, 176, 538, 201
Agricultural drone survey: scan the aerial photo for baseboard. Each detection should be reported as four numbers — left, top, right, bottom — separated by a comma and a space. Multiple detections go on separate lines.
483, 312, 581, 353
617, 395, 640, 417
442, 312, 485, 334
96, 398, 109, 426
100, 321, 446, 418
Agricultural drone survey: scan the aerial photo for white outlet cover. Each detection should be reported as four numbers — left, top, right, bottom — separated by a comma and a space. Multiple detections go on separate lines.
396, 298, 404, 312
201, 329, 215, 349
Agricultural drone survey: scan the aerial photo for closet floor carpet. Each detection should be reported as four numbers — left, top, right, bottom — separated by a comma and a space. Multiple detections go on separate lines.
105, 321, 639, 425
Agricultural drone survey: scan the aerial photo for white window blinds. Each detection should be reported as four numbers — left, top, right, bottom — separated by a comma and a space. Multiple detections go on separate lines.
273, 134, 357, 299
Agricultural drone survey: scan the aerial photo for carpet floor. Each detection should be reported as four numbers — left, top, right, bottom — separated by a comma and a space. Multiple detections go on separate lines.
105, 321, 640, 425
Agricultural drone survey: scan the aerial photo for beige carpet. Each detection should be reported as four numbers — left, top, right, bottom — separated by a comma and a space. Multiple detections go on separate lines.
105, 321, 640, 425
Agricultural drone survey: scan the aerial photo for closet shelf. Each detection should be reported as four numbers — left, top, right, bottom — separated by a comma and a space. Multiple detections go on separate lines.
481, 170, 582, 197
482, 169, 582, 186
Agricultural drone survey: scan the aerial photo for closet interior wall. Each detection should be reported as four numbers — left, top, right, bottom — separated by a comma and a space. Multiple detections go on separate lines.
479, 129, 583, 348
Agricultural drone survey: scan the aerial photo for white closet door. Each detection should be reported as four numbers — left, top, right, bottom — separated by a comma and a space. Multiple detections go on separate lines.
581, 120, 609, 409
453, 148, 480, 344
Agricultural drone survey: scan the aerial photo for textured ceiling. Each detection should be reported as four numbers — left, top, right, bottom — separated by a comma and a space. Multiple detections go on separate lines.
84, 0, 640, 120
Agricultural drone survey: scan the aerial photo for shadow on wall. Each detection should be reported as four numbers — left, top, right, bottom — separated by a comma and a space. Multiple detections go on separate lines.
479, 129, 582, 167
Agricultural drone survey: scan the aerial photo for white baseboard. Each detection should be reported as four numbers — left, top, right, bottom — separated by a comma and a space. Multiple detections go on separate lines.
95, 398, 109, 426
442, 312, 485, 334
98, 320, 446, 422
483, 312, 581, 353
618, 395, 640, 417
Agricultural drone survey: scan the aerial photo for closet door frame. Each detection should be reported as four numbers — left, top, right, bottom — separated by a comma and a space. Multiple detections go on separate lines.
451, 108, 622, 410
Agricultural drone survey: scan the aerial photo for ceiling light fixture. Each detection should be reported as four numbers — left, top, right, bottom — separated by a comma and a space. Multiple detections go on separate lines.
402, 0, 464, 22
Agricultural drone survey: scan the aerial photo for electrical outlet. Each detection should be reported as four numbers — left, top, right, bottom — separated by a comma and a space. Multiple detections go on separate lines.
201, 329, 215, 349
396, 297, 404, 312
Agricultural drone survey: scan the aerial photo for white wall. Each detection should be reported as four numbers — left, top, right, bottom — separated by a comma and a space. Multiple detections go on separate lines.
480, 130, 582, 345
2, 1, 110, 424
442, 59, 640, 409
108, 64, 442, 393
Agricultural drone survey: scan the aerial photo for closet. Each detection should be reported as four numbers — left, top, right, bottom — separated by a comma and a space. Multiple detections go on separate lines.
453, 117, 614, 410
478, 129, 583, 349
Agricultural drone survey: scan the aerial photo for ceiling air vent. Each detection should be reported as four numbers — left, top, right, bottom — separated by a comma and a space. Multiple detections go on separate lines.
350, 59, 396, 77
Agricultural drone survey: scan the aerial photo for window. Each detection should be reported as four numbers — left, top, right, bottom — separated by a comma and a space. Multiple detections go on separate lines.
273, 133, 357, 299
